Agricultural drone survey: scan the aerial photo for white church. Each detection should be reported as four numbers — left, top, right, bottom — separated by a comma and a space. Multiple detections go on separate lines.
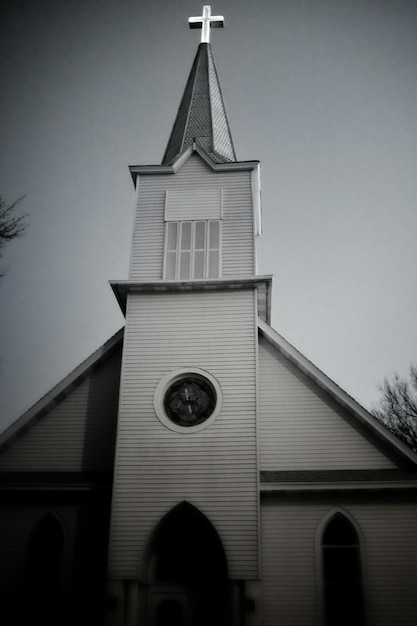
1, 7, 417, 626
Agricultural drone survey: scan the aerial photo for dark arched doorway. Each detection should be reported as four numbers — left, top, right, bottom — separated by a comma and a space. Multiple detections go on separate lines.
143, 502, 230, 626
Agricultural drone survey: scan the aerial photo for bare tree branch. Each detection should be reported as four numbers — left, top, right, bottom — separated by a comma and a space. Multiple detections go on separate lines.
0, 195, 27, 277
372, 365, 417, 452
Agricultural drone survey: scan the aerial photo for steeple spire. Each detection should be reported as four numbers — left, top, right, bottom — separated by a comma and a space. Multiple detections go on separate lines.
162, 6, 236, 165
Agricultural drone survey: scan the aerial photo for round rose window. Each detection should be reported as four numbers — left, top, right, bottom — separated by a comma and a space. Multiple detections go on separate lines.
164, 374, 216, 427
154, 368, 222, 433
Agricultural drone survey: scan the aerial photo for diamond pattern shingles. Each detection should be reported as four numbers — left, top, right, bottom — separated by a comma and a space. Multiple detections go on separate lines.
207, 49, 236, 162
162, 43, 236, 164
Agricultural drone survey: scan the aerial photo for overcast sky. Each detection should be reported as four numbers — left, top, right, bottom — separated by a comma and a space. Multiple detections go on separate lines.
1, 0, 416, 433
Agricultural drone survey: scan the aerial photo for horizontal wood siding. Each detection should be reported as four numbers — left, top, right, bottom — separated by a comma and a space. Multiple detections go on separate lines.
262, 496, 318, 625
108, 289, 258, 580
258, 336, 397, 470
261, 493, 417, 626
130, 155, 255, 279
358, 498, 417, 625
165, 189, 222, 220
0, 350, 121, 472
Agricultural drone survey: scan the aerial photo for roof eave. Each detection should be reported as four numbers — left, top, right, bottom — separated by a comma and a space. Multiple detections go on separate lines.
129, 144, 259, 184
0, 329, 124, 449
258, 318, 417, 467
111, 275, 273, 315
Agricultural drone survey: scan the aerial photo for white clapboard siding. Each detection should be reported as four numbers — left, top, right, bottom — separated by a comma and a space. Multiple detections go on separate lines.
261, 496, 318, 625
357, 498, 417, 625
0, 350, 121, 472
108, 289, 259, 581
258, 335, 397, 470
261, 494, 417, 626
130, 154, 255, 279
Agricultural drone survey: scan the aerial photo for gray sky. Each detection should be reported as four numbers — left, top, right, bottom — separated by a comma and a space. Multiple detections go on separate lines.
1, 0, 416, 433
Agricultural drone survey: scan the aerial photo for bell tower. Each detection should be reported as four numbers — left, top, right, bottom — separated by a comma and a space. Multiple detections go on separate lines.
107, 7, 270, 625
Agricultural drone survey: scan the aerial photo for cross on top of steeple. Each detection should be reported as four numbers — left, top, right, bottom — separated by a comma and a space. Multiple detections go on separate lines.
188, 5, 224, 43
162, 5, 235, 164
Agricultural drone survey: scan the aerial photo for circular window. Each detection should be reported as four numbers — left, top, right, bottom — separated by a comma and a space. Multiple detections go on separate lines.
154, 368, 222, 433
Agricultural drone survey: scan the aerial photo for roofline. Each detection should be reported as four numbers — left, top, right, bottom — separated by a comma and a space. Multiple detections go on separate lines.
258, 318, 417, 467
260, 469, 417, 491
111, 276, 273, 315
260, 480, 417, 493
0, 471, 113, 492
129, 144, 260, 184
0, 328, 124, 449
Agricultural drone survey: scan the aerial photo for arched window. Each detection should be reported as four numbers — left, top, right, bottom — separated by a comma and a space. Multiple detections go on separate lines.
321, 513, 365, 626
24, 513, 65, 625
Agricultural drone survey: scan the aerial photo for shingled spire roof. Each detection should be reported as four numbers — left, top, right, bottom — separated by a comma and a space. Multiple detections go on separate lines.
162, 42, 236, 165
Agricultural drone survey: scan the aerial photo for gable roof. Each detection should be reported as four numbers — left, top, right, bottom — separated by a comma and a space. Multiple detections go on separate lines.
162, 42, 236, 165
258, 318, 417, 468
2, 319, 416, 472
0, 329, 124, 451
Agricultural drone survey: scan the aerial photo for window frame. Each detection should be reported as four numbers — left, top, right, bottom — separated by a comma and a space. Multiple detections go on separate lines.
316, 509, 368, 626
163, 219, 222, 280
153, 368, 223, 434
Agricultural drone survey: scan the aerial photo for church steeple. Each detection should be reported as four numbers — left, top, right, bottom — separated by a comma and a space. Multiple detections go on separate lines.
162, 7, 236, 165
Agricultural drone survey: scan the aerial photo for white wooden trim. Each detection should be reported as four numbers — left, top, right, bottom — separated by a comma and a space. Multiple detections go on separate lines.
251, 164, 262, 237
111, 276, 273, 313
254, 290, 262, 579
129, 144, 260, 185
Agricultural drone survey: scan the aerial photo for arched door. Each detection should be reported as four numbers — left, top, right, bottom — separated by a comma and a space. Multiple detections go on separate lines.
144, 502, 230, 626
